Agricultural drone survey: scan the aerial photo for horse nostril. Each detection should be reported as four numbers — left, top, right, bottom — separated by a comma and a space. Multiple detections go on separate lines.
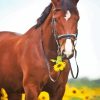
62, 49, 65, 55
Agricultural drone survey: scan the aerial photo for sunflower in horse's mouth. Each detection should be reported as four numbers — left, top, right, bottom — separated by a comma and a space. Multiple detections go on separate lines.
53, 61, 66, 72
50, 56, 66, 72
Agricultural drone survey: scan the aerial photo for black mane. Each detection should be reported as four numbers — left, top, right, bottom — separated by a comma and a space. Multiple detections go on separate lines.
34, 0, 77, 28
34, 3, 52, 28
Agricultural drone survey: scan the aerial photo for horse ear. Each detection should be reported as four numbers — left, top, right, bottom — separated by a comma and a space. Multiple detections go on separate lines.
51, 0, 60, 7
73, 0, 79, 5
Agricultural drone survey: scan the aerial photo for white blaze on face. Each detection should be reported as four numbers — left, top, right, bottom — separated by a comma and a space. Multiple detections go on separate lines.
64, 39, 74, 58
64, 10, 71, 21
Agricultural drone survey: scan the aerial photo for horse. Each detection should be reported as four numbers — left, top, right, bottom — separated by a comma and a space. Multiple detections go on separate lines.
0, 0, 79, 100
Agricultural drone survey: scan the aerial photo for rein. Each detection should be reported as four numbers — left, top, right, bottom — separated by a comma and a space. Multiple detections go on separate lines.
70, 47, 79, 79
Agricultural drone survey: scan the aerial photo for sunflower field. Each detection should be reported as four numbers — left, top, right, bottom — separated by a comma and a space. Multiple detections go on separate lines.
1, 78, 100, 100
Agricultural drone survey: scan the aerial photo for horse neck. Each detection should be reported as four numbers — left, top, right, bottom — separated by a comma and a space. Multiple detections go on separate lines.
23, 11, 58, 59
41, 12, 58, 59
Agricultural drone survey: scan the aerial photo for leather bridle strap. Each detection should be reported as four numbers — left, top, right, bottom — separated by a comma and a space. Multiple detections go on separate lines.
57, 34, 77, 39
51, 18, 61, 55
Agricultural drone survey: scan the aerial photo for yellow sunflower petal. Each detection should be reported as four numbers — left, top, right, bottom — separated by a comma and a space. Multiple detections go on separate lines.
53, 61, 66, 72
54, 64, 60, 72
38, 91, 50, 100
1, 88, 8, 98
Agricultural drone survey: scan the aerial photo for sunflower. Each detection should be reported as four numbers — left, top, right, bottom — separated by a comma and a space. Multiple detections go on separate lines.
51, 56, 66, 72
1, 88, 8, 98
1, 88, 8, 100
38, 91, 50, 100
21, 93, 25, 100
1, 97, 8, 100
94, 88, 100, 96
53, 61, 66, 72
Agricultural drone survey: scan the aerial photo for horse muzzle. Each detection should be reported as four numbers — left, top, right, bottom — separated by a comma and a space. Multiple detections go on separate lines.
61, 38, 75, 59
63, 50, 74, 59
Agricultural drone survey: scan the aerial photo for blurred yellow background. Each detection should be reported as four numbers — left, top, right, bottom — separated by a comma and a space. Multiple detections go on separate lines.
1, 78, 100, 100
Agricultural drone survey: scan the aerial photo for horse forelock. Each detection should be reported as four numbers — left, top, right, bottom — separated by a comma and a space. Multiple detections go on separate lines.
61, 0, 76, 13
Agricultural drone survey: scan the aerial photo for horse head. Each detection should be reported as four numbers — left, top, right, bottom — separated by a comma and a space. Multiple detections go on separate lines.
51, 0, 79, 59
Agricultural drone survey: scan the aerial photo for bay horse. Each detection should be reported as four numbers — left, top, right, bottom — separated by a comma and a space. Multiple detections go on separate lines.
0, 0, 79, 100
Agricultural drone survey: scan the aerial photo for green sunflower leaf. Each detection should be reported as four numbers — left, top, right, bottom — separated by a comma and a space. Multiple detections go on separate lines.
56, 56, 62, 64
50, 59, 56, 62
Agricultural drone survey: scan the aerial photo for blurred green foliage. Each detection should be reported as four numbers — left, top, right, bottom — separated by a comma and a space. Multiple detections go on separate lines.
68, 78, 100, 88
70, 97, 82, 100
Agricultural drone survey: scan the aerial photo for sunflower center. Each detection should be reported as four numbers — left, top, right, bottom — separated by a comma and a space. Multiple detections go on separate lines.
42, 96, 45, 100
85, 96, 89, 99
57, 64, 62, 68
72, 90, 76, 94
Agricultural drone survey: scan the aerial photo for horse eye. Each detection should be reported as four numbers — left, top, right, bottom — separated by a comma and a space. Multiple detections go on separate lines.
55, 19, 57, 22
56, 9, 61, 11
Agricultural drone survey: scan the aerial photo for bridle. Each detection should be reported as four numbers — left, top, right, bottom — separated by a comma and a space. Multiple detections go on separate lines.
51, 8, 77, 56
51, 7, 79, 80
